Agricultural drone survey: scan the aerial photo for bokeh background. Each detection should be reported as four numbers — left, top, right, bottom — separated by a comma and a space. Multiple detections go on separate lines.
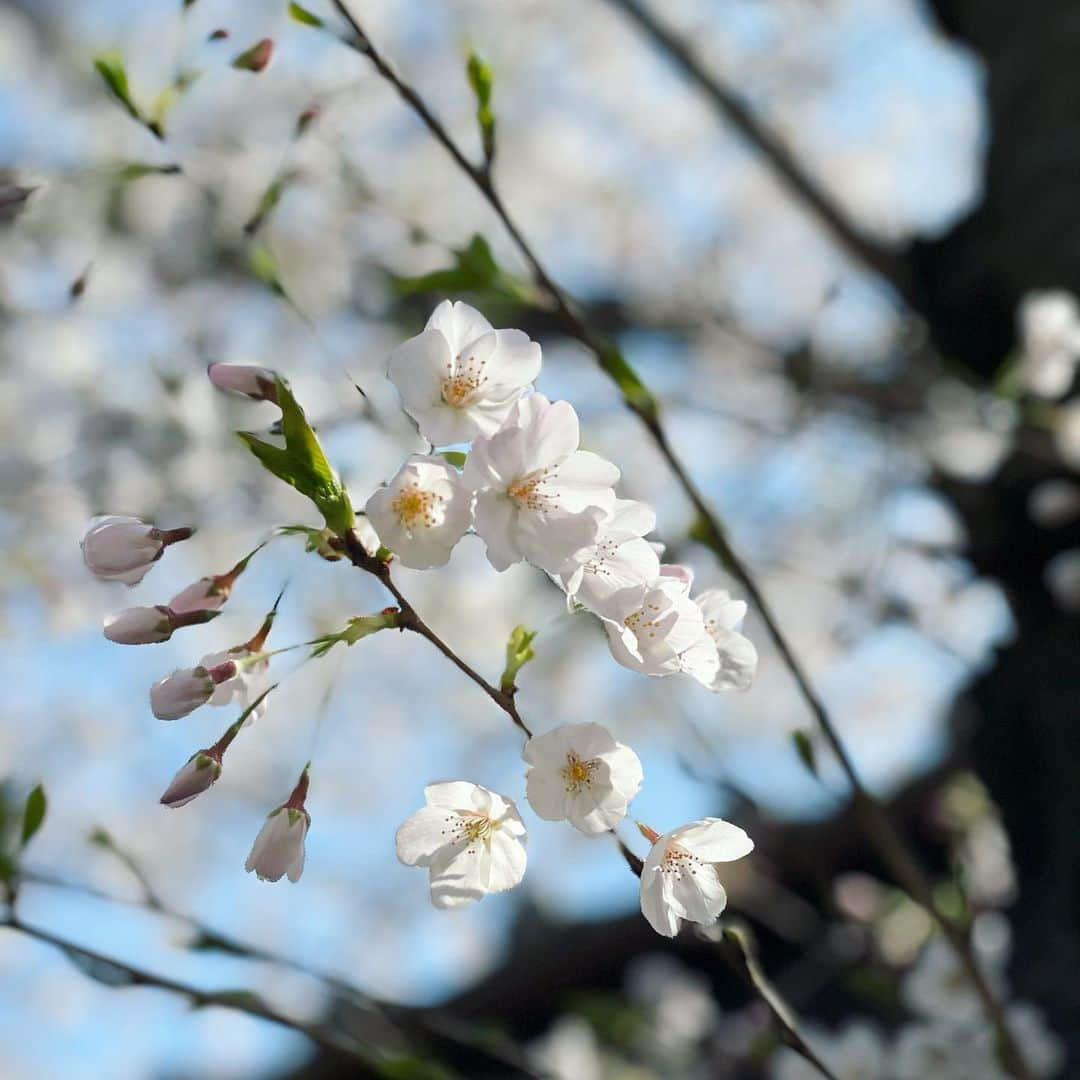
1, 0, 1078, 1076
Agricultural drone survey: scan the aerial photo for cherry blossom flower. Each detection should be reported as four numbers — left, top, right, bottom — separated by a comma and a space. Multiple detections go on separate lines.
150, 660, 238, 720
557, 499, 660, 616
199, 648, 271, 725
695, 588, 758, 691
207, 362, 279, 402
169, 547, 261, 615
464, 394, 619, 572
159, 751, 223, 808
388, 299, 541, 445
103, 605, 220, 644
395, 781, 527, 908
104, 606, 173, 644
365, 455, 473, 569
523, 723, 643, 835
245, 766, 310, 883
81, 515, 192, 585
603, 567, 719, 687
638, 818, 754, 937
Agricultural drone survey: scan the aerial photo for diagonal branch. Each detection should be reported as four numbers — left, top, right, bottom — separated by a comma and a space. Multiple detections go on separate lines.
602, 0, 918, 310
318, 6, 1030, 1074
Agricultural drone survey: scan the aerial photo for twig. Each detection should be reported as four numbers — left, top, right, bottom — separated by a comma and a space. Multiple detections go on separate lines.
321, 7, 1030, 1074
340, 530, 532, 737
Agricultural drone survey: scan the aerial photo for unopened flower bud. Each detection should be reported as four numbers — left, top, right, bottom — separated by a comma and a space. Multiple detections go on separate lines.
232, 38, 274, 73
245, 766, 310, 883
81, 515, 193, 585
151, 661, 236, 721
104, 605, 220, 645
104, 606, 173, 644
207, 362, 279, 402
160, 750, 223, 808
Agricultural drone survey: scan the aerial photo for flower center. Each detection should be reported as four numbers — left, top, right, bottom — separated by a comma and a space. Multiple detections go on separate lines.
507, 468, 557, 512
660, 842, 706, 877
624, 599, 664, 639
391, 485, 439, 529
441, 355, 488, 407
561, 752, 599, 792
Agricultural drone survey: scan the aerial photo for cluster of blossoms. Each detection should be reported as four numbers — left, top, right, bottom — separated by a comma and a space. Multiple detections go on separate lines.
82, 300, 759, 937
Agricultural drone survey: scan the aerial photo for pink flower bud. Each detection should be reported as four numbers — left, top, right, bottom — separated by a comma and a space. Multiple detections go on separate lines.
160, 751, 223, 808
82, 516, 167, 585
207, 363, 279, 402
150, 661, 235, 721
103, 606, 173, 644
168, 577, 228, 615
245, 766, 310, 883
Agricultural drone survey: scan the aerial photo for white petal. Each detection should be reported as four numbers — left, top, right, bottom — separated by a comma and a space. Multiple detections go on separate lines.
486, 829, 527, 893
640, 861, 681, 937
424, 780, 485, 809
426, 299, 494, 354
549, 451, 620, 513
525, 767, 571, 822
473, 491, 524, 571
673, 818, 754, 862
429, 841, 491, 908
395, 805, 456, 867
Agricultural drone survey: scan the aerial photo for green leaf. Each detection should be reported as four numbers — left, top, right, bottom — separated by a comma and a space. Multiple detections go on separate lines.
500, 625, 537, 693
791, 730, 818, 778
248, 245, 285, 296
187, 930, 250, 957
288, 1, 324, 27
94, 52, 141, 122
393, 234, 500, 297
466, 52, 495, 162
597, 344, 658, 421
116, 162, 182, 182
238, 378, 354, 533
438, 449, 467, 468
244, 177, 285, 237
195, 989, 266, 1012
309, 611, 402, 658
20, 784, 46, 849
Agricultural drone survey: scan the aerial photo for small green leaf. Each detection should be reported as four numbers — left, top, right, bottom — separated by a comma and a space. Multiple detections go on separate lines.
597, 344, 658, 421
309, 611, 402, 658
62, 946, 136, 988
116, 162, 182, 181
791, 730, 818, 778
392, 234, 500, 297
20, 784, 46, 849
248, 245, 285, 296
94, 52, 141, 121
244, 177, 286, 237
288, 1, 324, 27
238, 378, 354, 533
466, 52, 495, 162
500, 625, 537, 694
438, 449, 467, 468
187, 930, 250, 957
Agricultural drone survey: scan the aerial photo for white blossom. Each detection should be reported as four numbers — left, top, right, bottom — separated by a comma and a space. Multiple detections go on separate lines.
464, 394, 619, 573
159, 751, 222, 808
207, 362, 279, 402
603, 567, 719, 687
388, 299, 541, 445
103, 606, 173, 644
150, 660, 236, 721
245, 808, 309, 882
365, 454, 473, 569
395, 781, 527, 908
81, 515, 189, 585
523, 723, 642, 835
168, 577, 229, 615
695, 588, 758, 691
638, 818, 753, 937
1017, 290, 1080, 399
246, 767, 311, 883
557, 499, 660, 617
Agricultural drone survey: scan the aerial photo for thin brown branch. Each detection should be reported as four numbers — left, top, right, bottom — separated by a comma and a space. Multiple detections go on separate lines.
340, 529, 532, 737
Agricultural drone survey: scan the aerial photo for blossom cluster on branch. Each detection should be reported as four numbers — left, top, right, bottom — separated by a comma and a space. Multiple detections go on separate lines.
82, 298, 758, 937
